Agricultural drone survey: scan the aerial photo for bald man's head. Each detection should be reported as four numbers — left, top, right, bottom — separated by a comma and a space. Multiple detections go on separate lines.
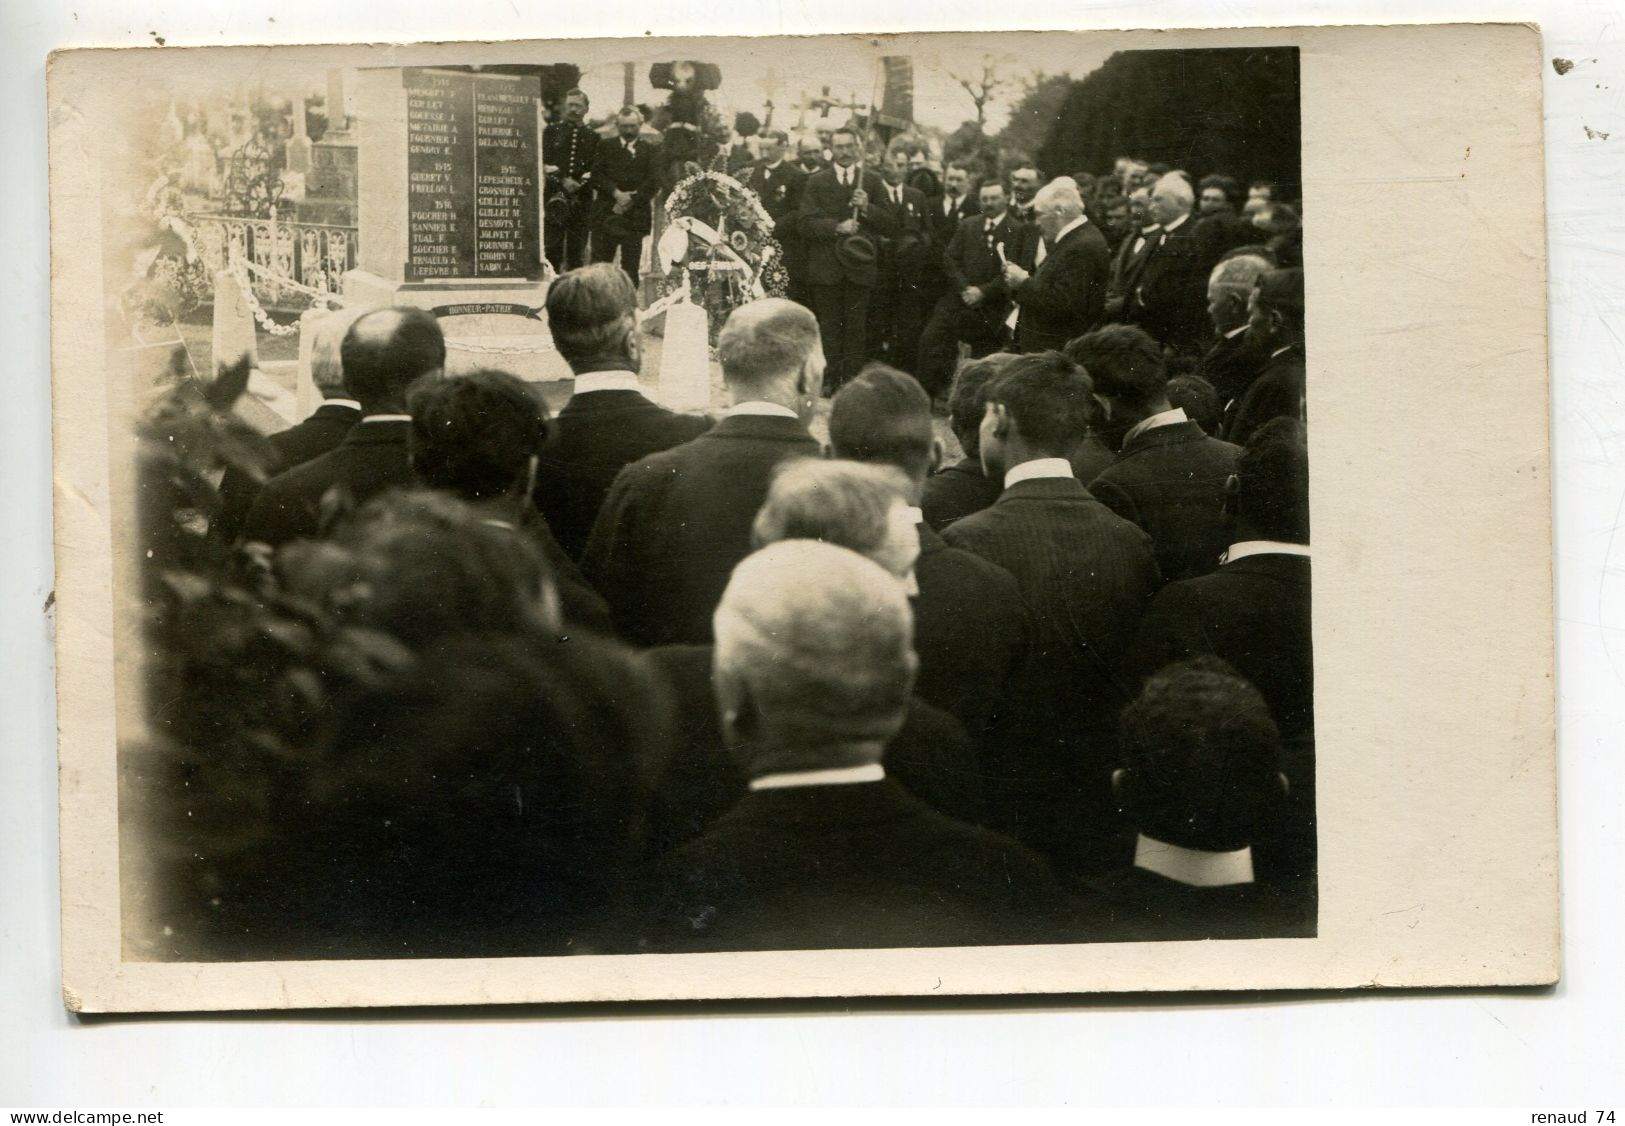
716, 298, 825, 410
713, 540, 915, 770
341, 306, 447, 411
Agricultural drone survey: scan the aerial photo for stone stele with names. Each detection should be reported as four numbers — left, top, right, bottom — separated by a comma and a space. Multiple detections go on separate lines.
404, 67, 542, 282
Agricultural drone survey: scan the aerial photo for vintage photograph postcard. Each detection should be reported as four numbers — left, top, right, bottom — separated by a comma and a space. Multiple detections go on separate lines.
48, 22, 1556, 1012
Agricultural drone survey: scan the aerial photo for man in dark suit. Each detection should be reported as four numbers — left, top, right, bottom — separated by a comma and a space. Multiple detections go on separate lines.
1102, 185, 1159, 323
1000, 178, 1111, 353
828, 365, 1026, 746
918, 159, 977, 311
920, 351, 1016, 531
1129, 418, 1314, 895
797, 127, 898, 392
943, 351, 1162, 874
1199, 251, 1273, 428
1131, 416, 1312, 744
914, 180, 1027, 398
866, 147, 931, 370
1076, 657, 1312, 942
644, 541, 1073, 952
535, 265, 712, 560
582, 298, 822, 646
746, 130, 809, 303
1007, 163, 1041, 226
588, 106, 658, 283
1126, 173, 1209, 354
1223, 267, 1307, 448
213, 306, 366, 543
1068, 324, 1241, 582
240, 306, 445, 548
543, 88, 599, 272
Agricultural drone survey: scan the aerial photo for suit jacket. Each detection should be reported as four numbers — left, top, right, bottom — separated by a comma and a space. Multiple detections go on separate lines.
1222, 344, 1306, 449
1199, 328, 1269, 417
920, 192, 976, 295
1087, 421, 1241, 582
581, 413, 820, 646
240, 418, 415, 547
1108, 223, 1162, 305
215, 401, 360, 543
589, 138, 658, 235
535, 386, 713, 561
797, 167, 899, 287
644, 778, 1073, 952
912, 522, 1026, 743
1013, 220, 1111, 353
943, 211, 1028, 301
1074, 863, 1315, 943
1127, 551, 1315, 892
870, 181, 930, 281
637, 644, 987, 855
920, 457, 1001, 531
942, 475, 1161, 871
746, 160, 808, 243
1128, 217, 1209, 352
1129, 551, 1313, 743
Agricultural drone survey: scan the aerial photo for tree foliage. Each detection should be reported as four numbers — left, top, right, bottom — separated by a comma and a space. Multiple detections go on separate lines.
1033, 48, 1301, 194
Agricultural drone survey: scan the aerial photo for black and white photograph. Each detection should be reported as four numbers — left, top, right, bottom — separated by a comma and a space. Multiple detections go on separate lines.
44, 24, 1555, 1011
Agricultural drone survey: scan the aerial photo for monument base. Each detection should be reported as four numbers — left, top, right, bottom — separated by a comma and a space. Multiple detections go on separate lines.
342, 269, 574, 384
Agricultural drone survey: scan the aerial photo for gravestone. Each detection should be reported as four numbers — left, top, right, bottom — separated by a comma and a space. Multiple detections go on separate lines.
342, 66, 570, 381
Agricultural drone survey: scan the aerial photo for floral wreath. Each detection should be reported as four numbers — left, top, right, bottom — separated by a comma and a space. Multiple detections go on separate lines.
657, 169, 789, 344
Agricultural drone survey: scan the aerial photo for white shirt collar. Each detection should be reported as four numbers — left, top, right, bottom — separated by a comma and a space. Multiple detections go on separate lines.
1053, 215, 1088, 243
763, 159, 783, 171
1133, 834, 1254, 887
1122, 406, 1188, 446
572, 370, 644, 395
1223, 324, 1249, 340
320, 397, 361, 411
1003, 457, 1074, 488
1161, 212, 1191, 234
726, 400, 799, 419
361, 413, 411, 424
1271, 344, 1295, 358
749, 764, 885, 791
1221, 540, 1311, 565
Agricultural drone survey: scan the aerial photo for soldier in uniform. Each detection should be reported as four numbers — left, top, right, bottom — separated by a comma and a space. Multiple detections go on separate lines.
543, 88, 598, 272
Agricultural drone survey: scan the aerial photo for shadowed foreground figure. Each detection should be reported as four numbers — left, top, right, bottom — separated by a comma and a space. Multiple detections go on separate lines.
241, 306, 445, 548
644, 541, 1073, 952
1076, 658, 1314, 942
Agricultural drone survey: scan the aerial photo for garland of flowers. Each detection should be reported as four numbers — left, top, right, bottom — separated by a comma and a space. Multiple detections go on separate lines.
657, 170, 789, 344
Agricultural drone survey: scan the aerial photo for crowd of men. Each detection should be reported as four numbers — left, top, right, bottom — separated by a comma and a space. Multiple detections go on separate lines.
148, 145, 1312, 957
543, 99, 1304, 417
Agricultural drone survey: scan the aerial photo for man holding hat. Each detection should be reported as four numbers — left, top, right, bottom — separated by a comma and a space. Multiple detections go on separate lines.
797, 126, 898, 393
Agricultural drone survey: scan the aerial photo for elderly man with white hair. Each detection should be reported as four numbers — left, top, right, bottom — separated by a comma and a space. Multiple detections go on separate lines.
999, 177, 1111, 352
643, 539, 1073, 952
1126, 171, 1209, 353
212, 305, 370, 543
1199, 252, 1275, 422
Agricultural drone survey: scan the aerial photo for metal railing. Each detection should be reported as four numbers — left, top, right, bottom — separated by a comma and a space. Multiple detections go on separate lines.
187, 213, 358, 305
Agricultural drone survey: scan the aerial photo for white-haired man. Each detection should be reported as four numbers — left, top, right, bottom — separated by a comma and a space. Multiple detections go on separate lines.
998, 178, 1111, 353
1126, 171, 1208, 353
643, 540, 1072, 952
1199, 252, 1274, 422
583, 298, 822, 646
212, 304, 368, 543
